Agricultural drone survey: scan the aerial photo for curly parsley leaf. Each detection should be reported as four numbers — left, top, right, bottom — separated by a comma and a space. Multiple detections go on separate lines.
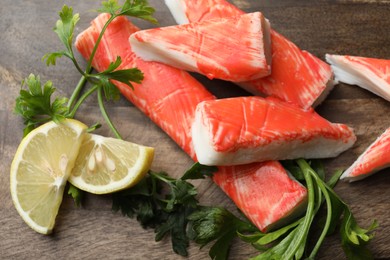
14, 74, 69, 136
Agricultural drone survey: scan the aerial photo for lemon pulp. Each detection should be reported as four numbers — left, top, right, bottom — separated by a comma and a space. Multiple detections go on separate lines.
10, 119, 87, 234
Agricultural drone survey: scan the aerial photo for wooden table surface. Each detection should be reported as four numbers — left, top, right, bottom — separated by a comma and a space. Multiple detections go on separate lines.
2, 0, 390, 259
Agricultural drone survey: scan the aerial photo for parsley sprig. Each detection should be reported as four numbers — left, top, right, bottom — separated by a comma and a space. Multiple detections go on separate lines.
15, 0, 157, 138
15, 74, 69, 136
112, 163, 217, 256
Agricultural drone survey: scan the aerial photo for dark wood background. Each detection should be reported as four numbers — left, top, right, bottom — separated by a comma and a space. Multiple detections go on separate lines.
1, 0, 390, 259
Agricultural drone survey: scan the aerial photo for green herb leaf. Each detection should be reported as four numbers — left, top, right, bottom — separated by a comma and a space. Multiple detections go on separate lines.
254, 219, 301, 246
112, 176, 160, 227
101, 67, 143, 87
297, 159, 376, 259
68, 183, 84, 207
251, 228, 298, 260
112, 169, 201, 256
43, 5, 79, 67
237, 231, 264, 244
14, 74, 69, 135
209, 230, 236, 260
119, 0, 158, 24
188, 206, 255, 259
97, 0, 122, 15
42, 52, 67, 66
155, 207, 193, 256
188, 207, 237, 245
37, 1, 157, 138
104, 56, 123, 73
165, 179, 198, 211
54, 5, 79, 54
340, 209, 377, 260
181, 162, 218, 180
99, 66, 144, 87
327, 169, 343, 188
99, 79, 121, 101
97, 0, 157, 24
94, 57, 144, 100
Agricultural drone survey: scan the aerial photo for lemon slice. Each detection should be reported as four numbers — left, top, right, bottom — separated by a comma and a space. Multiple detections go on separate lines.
10, 119, 87, 234
68, 133, 154, 194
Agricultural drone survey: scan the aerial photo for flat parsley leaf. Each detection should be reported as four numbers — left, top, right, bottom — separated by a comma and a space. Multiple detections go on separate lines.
43, 5, 79, 66
112, 164, 218, 257
42, 52, 67, 66
54, 5, 79, 54
188, 207, 256, 260
97, 0, 122, 15
95, 56, 144, 100
98, 0, 158, 24
112, 177, 161, 228
14, 74, 68, 136
181, 162, 218, 180
120, 0, 158, 24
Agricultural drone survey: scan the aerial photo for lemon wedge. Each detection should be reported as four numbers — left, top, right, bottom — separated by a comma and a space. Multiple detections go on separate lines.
68, 133, 154, 194
10, 119, 87, 234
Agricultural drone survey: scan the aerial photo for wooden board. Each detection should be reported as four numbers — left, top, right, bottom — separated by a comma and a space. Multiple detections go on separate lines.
1, 0, 390, 259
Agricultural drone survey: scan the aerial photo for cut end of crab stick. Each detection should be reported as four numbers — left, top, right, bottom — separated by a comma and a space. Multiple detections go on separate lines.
129, 12, 272, 82
164, 0, 189, 24
165, 0, 244, 25
192, 97, 356, 166
326, 54, 390, 102
341, 127, 390, 182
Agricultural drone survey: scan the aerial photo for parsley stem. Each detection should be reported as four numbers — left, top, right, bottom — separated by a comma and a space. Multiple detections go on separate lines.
85, 15, 116, 73
67, 71, 91, 111
97, 85, 122, 139
284, 159, 316, 259
67, 84, 99, 118
149, 171, 175, 183
69, 54, 87, 76
309, 174, 333, 258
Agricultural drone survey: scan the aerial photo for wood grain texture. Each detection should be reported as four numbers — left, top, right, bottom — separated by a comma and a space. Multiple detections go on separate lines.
1, 0, 390, 259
